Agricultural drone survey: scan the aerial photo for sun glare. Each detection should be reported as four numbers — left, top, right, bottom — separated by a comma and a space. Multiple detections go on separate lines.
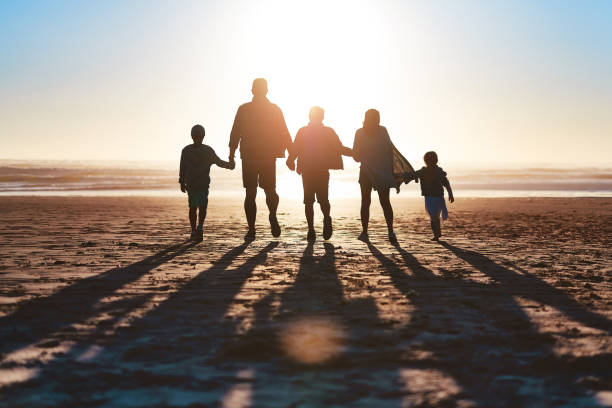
280, 317, 346, 364
235, 0, 387, 146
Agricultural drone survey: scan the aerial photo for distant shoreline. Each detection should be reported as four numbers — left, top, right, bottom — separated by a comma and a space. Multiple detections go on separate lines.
0, 160, 610, 197
1, 190, 611, 198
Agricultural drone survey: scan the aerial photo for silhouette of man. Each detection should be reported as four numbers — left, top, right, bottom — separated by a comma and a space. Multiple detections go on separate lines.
229, 78, 292, 240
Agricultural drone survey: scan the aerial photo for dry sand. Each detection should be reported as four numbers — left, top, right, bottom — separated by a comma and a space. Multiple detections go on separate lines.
0, 196, 610, 407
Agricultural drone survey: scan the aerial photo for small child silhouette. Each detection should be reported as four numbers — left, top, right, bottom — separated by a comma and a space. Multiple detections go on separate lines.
411, 151, 454, 241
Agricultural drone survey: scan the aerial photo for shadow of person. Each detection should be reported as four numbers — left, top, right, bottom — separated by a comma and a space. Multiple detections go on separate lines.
0, 239, 198, 357
280, 242, 344, 317
0, 241, 278, 403
438, 241, 612, 333
366, 241, 607, 406
112, 241, 278, 365
218, 242, 393, 407
220, 242, 346, 364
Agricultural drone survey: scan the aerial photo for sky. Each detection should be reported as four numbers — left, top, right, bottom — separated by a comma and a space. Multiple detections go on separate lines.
1, 0, 611, 166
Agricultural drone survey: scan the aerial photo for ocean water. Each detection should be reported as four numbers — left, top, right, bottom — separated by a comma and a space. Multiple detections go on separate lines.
0, 160, 610, 198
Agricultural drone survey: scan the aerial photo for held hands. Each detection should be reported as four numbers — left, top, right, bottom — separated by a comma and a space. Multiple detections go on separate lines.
228, 157, 236, 170
286, 158, 295, 171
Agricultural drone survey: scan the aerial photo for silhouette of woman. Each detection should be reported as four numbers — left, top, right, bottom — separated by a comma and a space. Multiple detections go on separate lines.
352, 109, 396, 242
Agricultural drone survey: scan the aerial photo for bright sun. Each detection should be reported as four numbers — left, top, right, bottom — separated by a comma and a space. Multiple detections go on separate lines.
236, 0, 385, 140
222, 0, 409, 199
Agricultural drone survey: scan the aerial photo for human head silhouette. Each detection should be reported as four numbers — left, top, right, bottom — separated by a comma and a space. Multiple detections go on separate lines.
191, 124, 205, 144
424, 151, 438, 167
309, 106, 324, 124
252, 78, 268, 97
363, 109, 380, 133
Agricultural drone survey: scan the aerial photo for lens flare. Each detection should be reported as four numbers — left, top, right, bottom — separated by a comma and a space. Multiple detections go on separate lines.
279, 317, 346, 364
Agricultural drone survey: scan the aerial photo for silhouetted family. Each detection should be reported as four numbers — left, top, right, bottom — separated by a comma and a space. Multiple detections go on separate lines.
179, 78, 454, 243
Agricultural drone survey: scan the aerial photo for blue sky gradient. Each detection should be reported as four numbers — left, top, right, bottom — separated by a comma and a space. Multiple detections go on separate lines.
1, 0, 611, 165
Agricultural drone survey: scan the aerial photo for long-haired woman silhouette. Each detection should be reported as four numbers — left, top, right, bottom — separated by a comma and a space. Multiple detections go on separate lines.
352, 109, 396, 242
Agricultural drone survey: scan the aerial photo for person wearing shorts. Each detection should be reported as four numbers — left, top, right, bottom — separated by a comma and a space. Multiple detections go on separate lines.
411, 151, 455, 241
241, 158, 276, 191
286, 106, 352, 241
229, 78, 292, 240
179, 124, 235, 241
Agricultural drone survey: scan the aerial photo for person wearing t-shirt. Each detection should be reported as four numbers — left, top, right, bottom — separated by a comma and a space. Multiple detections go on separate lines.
411, 151, 455, 241
179, 124, 235, 240
286, 106, 352, 241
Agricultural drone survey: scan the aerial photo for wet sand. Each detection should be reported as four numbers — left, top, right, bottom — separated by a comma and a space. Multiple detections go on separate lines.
0, 196, 610, 407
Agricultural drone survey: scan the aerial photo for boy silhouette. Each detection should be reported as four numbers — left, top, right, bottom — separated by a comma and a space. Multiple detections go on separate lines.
180, 124, 235, 240
286, 106, 352, 241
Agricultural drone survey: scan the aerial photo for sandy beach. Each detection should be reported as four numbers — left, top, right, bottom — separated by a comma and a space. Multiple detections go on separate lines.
0, 196, 610, 407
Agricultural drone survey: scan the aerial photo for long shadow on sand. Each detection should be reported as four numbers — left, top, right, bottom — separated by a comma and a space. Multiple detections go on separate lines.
218, 242, 396, 407
112, 241, 278, 365
3, 239, 609, 406
439, 241, 612, 332
0, 239, 198, 357
0, 240, 276, 404
368, 241, 610, 406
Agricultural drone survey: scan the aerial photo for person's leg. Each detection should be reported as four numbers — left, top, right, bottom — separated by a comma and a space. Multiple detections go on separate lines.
197, 190, 208, 232
305, 203, 315, 230
242, 160, 258, 237
258, 158, 281, 237
245, 187, 257, 233
305, 202, 316, 241
262, 159, 279, 214
377, 187, 394, 233
432, 205, 442, 239
359, 182, 372, 238
320, 200, 331, 218
319, 172, 332, 240
302, 173, 316, 240
264, 188, 280, 237
320, 200, 332, 240
264, 188, 279, 215
425, 197, 442, 240
430, 216, 441, 240
319, 172, 331, 218
197, 206, 206, 228
189, 207, 197, 232
192, 205, 205, 240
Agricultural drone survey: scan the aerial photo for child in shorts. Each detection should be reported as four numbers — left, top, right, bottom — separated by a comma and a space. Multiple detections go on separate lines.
179, 124, 235, 240
412, 151, 454, 241
286, 106, 352, 241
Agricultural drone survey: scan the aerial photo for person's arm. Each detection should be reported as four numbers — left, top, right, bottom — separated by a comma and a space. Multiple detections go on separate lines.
444, 179, 454, 202
229, 107, 242, 161
178, 149, 186, 192
441, 170, 454, 202
352, 131, 361, 162
277, 107, 293, 156
341, 146, 353, 156
405, 168, 420, 183
214, 150, 235, 170
286, 132, 300, 171
331, 130, 352, 156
